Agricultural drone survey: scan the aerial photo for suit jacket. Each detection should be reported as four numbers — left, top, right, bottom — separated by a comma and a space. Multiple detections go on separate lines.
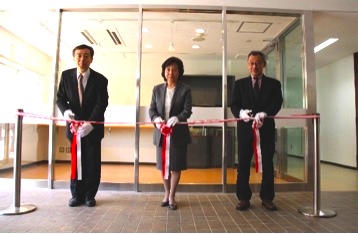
57, 68, 109, 142
149, 81, 192, 146
230, 75, 283, 142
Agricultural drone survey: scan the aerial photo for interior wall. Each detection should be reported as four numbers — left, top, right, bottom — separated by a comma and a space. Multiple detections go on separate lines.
317, 54, 356, 167
0, 26, 52, 122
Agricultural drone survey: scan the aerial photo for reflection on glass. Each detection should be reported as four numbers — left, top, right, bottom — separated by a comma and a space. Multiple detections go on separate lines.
0, 123, 14, 178
0, 10, 56, 180
58, 10, 139, 182
282, 21, 304, 108
266, 49, 276, 78
0, 8, 308, 188
140, 10, 223, 185
286, 127, 305, 181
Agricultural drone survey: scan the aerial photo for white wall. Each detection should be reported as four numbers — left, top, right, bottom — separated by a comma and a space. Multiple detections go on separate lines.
317, 54, 356, 167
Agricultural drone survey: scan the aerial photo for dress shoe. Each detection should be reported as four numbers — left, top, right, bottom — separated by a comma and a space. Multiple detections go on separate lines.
68, 197, 83, 207
85, 197, 96, 207
236, 200, 250, 210
262, 200, 277, 211
169, 203, 177, 210
161, 201, 169, 207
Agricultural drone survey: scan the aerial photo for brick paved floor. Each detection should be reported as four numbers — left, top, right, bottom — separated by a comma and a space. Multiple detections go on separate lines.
0, 188, 357, 233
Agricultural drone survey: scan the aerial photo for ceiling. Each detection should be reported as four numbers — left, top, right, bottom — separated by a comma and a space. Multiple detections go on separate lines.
0, 10, 357, 69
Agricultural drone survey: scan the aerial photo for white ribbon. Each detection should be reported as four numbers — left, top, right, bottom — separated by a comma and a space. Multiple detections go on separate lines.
253, 122, 263, 173
76, 132, 82, 180
163, 135, 170, 179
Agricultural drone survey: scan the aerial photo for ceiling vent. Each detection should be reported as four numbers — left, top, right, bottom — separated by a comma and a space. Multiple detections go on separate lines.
81, 30, 97, 45
80, 27, 125, 47
106, 29, 123, 45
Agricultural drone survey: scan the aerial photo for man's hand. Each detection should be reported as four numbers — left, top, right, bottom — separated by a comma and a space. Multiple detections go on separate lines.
64, 109, 74, 121
78, 123, 94, 137
154, 117, 164, 129
167, 116, 179, 127
239, 109, 252, 122
252, 112, 267, 128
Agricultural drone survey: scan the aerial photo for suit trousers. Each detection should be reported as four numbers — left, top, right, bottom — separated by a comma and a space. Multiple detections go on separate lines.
70, 137, 102, 200
236, 134, 275, 202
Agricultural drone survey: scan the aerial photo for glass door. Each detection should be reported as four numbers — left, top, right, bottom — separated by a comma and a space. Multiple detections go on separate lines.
140, 9, 224, 191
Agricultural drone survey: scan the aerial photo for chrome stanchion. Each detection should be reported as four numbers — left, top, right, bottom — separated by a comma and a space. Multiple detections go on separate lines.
0, 109, 37, 215
298, 113, 336, 217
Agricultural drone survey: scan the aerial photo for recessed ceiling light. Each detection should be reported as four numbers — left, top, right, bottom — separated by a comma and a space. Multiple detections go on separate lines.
142, 27, 150, 33
195, 28, 205, 34
145, 43, 153, 48
192, 45, 200, 49
314, 38, 338, 53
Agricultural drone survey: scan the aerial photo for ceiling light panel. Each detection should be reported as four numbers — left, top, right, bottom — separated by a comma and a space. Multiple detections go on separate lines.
314, 38, 338, 53
237, 21, 272, 33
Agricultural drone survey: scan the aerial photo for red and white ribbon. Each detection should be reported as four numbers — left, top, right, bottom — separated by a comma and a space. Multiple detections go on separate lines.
160, 125, 172, 179
17, 111, 320, 175
70, 122, 82, 180
252, 122, 262, 173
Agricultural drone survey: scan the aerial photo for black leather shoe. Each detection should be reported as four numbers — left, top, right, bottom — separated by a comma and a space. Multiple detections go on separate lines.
161, 201, 169, 207
236, 200, 250, 211
85, 197, 96, 207
68, 197, 83, 207
169, 203, 177, 210
262, 200, 277, 211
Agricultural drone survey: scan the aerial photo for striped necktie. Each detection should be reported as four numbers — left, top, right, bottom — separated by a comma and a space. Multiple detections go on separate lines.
254, 77, 260, 100
78, 74, 84, 106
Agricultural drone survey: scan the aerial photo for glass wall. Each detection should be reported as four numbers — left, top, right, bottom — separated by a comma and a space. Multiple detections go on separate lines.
57, 10, 139, 182
0, 7, 312, 191
0, 10, 54, 180
140, 10, 224, 187
279, 20, 306, 182
226, 12, 303, 187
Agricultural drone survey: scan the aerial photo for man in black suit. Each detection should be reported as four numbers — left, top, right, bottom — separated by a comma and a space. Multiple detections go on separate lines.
57, 44, 109, 207
231, 51, 283, 211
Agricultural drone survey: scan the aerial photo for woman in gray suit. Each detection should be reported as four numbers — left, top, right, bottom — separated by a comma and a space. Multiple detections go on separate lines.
149, 57, 192, 210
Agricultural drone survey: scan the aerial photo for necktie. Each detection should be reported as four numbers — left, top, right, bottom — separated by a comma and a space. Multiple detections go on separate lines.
254, 77, 260, 100
78, 74, 84, 106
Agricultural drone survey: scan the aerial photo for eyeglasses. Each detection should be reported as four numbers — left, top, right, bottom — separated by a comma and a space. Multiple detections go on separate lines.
247, 62, 263, 66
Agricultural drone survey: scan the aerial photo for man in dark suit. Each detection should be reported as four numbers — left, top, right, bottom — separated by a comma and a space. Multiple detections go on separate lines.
57, 44, 109, 207
231, 51, 283, 211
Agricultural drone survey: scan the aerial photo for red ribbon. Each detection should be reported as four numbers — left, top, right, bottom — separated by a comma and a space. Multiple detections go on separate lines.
160, 125, 172, 179
252, 122, 262, 173
70, 122, 82, 180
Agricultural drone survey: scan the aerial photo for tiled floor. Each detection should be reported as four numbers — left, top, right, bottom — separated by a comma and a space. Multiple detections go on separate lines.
0, 187, 357, 233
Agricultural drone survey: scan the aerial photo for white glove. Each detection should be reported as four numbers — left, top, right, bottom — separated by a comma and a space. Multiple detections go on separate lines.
239, 109, 252, 122
154, 117, 164, 129
78, 122, 94, 137
252, 112, 267, 128
63, 109, 74, 120
167, 116, 179, 127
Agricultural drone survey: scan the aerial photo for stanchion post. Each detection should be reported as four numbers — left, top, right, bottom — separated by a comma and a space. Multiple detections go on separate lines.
298, 113, 336, 217
0, 109, 37, 215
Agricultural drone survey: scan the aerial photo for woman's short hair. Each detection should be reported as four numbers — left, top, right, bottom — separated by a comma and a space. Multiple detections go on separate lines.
161, 57, 184, 81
